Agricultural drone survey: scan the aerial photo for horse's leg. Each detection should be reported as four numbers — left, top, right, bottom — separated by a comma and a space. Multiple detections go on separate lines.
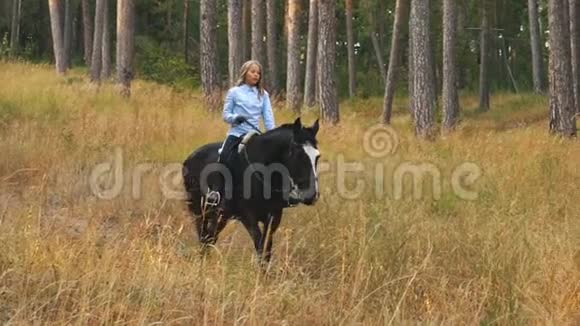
212, 213, 230, 242
240, 216, 264, 260
198, 210, 221, 247
260, 209, 282, 263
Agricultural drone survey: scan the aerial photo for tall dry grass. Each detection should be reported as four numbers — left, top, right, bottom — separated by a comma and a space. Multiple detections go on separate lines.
0, 62, 579, 325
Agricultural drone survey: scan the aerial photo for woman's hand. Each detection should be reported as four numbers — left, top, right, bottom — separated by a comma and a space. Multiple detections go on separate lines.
234, 115, 248, 124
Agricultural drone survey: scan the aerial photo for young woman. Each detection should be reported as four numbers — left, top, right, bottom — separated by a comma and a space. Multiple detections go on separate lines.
206, 60, 276, 208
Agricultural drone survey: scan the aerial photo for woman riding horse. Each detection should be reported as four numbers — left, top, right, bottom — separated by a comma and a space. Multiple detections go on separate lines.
206, 60, 300, 212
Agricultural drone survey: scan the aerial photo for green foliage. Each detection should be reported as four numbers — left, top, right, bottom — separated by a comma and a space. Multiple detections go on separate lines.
0, 0, 549, 94
135, 36, 198, 89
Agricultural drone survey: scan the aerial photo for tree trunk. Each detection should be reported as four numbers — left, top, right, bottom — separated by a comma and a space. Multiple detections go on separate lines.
10, 0, 22, 55
251, 0, 266, 72
370, 31, 388, 84
200, 0, 220, 106
377, 0, 386, 51
478, 3, 490, 112
345, 0, 356, 97
116, 0, 136, 97
63, 0, 73, 68
49, 0, 67, 75
410, 0, 435, 138
242, 0, 251, 61
528, 0, 545, 93
304, 0, 318, 107
101, 0, 111, 79
501, 37, 519, 93
569, 0, 580, 112
266, 0, 279, 94
166, 1, 173, 35
318, 0, 339, 124
286, 0, 302, 112
228, 0, 243, 86
81, 0, 93, 67
408, 29, 414, 117
90, 0, 105, 83
75, 1, 83, 56
442, 0, 459, 132
382, 0, 409, 124
548, 0, 577, 136
183, 0, 190, 64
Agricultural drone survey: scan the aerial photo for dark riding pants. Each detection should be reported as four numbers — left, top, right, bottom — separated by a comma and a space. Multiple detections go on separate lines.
208, 135, 241, 203
218, 135, 242, 165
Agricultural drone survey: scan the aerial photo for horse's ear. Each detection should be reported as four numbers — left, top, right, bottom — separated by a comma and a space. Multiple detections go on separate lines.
311, 119, 320, 135
293, 117, 302, 134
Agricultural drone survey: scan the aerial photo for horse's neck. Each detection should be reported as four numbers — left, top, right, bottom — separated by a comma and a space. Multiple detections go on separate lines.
246, 132, 290, 165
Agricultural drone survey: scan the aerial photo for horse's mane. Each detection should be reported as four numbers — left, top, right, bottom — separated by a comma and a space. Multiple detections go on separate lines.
258, 122, 318, 147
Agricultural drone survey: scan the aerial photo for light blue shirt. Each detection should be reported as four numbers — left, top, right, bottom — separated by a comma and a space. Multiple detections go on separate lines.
222, 84, 276, 137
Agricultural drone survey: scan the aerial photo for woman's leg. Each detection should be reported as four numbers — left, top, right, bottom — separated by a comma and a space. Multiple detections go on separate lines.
218, 135, 241, 164
206, 136, 241, 207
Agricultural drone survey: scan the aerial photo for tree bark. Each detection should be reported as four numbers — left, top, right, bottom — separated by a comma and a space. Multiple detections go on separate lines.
81, 0, 93, 67
266, 0, 279, 94
287, 0, 302, 112
183, 0, 190, 64
528, 0, 545, 93
318, 0, 339, 124
90, 0, 105, 83
442, 0, 459, 132
569, 0, 580, 112
370, 31, 388, 84
63, 0, 73, 68
408, 29, 414, 117
345, 0, 356, 97
242, 0, 251, 61
200, 0, 220, 106
116, 0, 136, 97
75, 1, 83, 56
166, 1, 173, 35
10, 0, 22, 55
228, 0, 243, 86
101, 0, 111, 79
251, 0, 266, 74
377, 0, 386, 51
410, 0, 435, 138
478, 3, 490, 112
49, 0, 67, 75
304, 0, 318, 107
548, 0, 577, 136
382, 0, 409, 124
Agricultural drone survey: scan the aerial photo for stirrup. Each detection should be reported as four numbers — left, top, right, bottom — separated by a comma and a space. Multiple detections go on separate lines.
205, 190, 221, 207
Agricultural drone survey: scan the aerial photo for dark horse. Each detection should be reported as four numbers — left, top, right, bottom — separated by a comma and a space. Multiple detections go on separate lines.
182, 118, 320, 262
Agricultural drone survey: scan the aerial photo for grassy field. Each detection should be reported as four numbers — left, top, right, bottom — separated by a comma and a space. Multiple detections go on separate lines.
0, 62, 579, 325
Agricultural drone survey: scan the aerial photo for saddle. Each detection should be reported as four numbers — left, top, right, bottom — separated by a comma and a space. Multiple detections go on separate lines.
237, 131, 259, 154
217, 131, 258, 158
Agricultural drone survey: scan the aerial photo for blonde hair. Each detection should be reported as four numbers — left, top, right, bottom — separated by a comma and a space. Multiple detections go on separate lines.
236, 60, 265, 97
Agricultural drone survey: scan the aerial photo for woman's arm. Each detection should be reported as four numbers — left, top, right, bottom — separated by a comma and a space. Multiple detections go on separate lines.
222, 88, 239, 124
262, 92, 276, 130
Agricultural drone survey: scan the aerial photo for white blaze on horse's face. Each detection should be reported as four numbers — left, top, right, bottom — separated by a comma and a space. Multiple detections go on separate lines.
302, 143, 320, 196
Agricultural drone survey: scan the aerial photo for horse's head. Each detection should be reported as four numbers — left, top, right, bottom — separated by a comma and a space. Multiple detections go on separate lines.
283, 118, 321, 205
